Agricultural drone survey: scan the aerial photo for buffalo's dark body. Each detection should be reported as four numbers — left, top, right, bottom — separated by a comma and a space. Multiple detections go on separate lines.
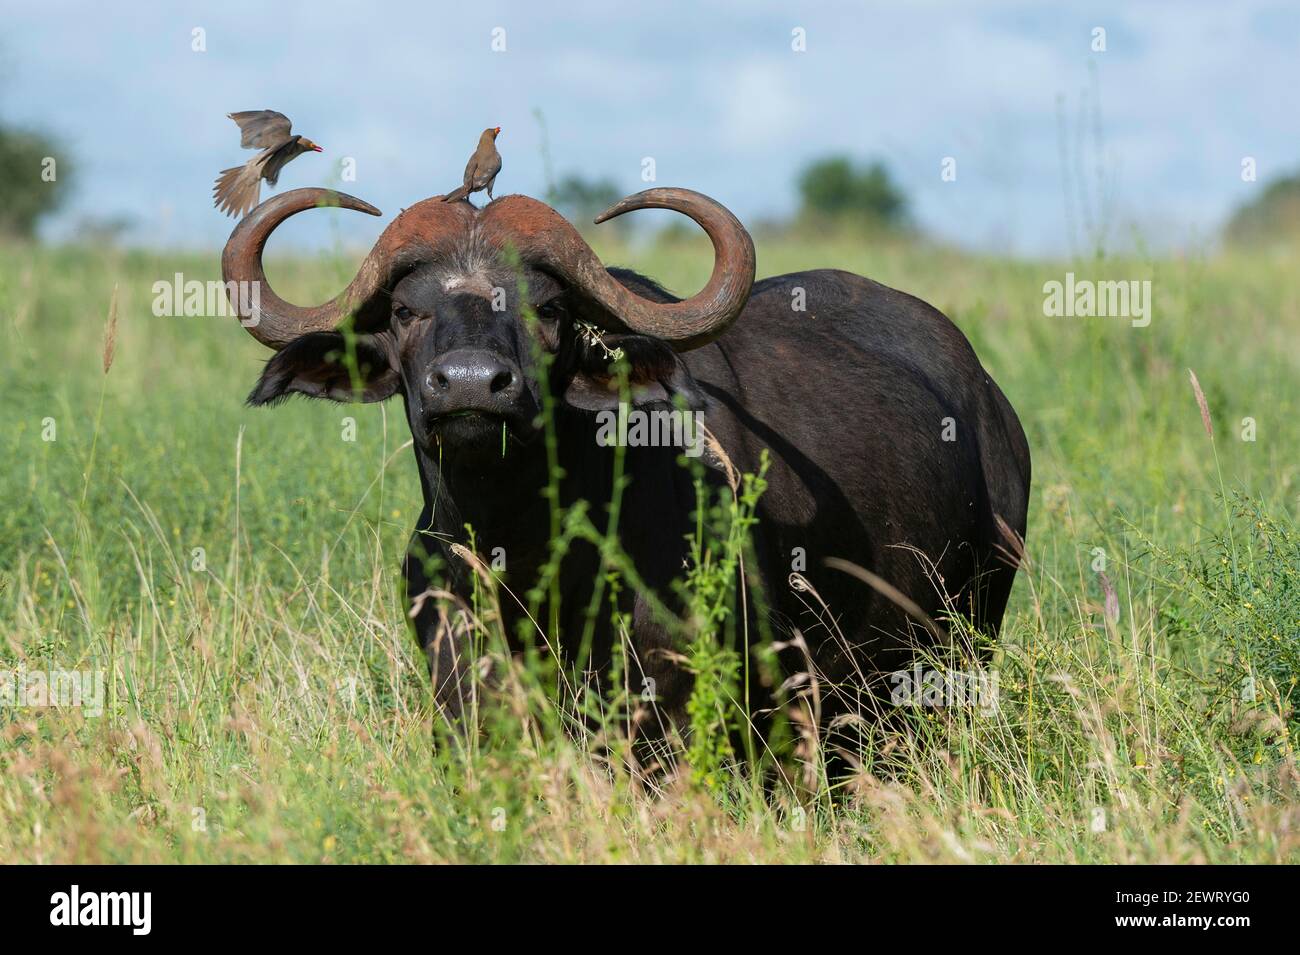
405, 267, 1030, 723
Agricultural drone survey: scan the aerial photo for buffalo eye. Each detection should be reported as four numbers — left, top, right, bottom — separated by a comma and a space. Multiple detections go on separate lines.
393, 303, 415, 323
533, 299, 564, 323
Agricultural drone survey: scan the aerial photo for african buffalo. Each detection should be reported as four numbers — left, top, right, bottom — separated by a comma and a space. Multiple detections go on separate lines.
223, 186, 1030, 738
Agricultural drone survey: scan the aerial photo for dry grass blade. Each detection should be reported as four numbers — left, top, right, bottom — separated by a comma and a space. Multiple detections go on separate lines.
102, 284, 119, 374
1187, 368, 1213, 438
993, 512, 1028, 570
824, 556, 944, 640
1098, 570, 1120, 624
698, 421, 739, 494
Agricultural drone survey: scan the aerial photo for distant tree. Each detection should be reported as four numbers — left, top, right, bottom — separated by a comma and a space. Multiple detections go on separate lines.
552, 174, 627, 235
0, 125, 69, 237
73, 213, 135, 247
796, 155, 908, 229
1225, 172, 1300, 245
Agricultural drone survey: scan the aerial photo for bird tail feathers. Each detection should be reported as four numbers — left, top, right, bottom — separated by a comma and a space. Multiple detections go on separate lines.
213, 163, 262, 218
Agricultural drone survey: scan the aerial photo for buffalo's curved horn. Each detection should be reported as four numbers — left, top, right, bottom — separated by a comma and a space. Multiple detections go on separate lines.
221, 188, 385, 349
490, 188, 755, 350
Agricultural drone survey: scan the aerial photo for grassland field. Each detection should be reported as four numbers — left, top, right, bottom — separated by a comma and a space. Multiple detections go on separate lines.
1, 223, 1297, 863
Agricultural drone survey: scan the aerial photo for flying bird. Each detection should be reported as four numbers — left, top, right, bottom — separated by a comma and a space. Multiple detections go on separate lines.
442, 126, 502, 203
213, 110, 322, 218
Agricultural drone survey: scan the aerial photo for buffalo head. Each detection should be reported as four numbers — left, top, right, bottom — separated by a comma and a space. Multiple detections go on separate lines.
223, 187, 755, 462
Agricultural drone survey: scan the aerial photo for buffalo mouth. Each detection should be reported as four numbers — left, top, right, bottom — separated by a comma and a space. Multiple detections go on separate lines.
423, 408, 534, 451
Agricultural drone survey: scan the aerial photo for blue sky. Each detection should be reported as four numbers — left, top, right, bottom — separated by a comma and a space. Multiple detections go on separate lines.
3, 0, 1296, 255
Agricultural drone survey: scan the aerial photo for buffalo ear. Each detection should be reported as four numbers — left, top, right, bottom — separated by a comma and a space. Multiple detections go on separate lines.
562, 339, 705, 413
247, 332, 400, 406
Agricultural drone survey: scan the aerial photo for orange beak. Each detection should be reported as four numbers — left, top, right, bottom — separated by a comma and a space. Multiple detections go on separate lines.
493, 126, 502, 136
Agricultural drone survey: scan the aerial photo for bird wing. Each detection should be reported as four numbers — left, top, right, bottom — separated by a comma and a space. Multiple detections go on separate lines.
480, 151, 502, 182
471, 151, 502, 189
228, 110, 293, 149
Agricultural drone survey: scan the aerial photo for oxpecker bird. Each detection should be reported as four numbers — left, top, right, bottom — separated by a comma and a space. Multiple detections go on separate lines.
443, 126, 502, 203
213, 110, 322, 218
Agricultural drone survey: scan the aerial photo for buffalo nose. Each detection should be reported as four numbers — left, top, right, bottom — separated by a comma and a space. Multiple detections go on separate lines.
424, 350, 520, 406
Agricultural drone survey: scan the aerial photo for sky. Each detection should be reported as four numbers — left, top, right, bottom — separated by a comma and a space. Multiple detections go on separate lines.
2, 0, 1296, 256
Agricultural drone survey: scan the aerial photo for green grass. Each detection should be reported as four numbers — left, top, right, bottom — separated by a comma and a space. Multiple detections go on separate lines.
1, 226, 1297, 863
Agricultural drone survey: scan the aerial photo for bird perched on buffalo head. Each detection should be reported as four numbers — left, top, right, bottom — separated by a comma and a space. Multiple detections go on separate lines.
213, 110, 322, 218
442, 126, 502, 203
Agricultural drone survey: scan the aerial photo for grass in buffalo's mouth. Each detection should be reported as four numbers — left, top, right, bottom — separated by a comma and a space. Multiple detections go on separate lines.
0, 236, 1297, 863
437, 410, 502, 420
